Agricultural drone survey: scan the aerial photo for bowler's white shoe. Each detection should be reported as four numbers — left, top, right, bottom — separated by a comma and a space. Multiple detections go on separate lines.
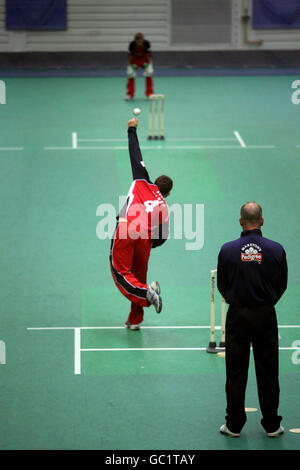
148, 281, 161, 295
124, 321, 140, 330
146, 282, 162, 313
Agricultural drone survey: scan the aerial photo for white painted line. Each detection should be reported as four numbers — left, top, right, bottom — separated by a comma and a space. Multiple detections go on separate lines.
81, 347, 300, 352
44, 146, 125, 150
0, 147, 24, 151
234, 131, 247, 148
246, 145, 275, 149
143, 145, 276, 150
278, 325, 300, 328
72, 132, 78, 149
26, 325, 300, 375
77, 137, 236, 142
166, 138, 236, 142
27, 325, 213, 331
26, 326, 219, 330
79, 146, 126, 150
43, 145, 276, 151
81, 347, 208, 352
44, 147, 74, 150
78, 138, 236, 142
85, 325, 212, 329
27, 325, 300, 331
89, 145, 241, 150
74, 328, 81, 375
143, 146, 241, 150
78, 138, 128, 142
44, 130, 276, 152
27, 327, 77, 330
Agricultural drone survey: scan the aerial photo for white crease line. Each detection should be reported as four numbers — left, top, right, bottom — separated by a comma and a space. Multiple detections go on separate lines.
246, 145, 275, 149
27, 326, 213, 330
44, 146, 126, 150
145, 146, 241, 150
234, 130, 247, 148
278, 325, 300, 328
43, 145, 276, 151
166, 138, 237, 142
0, 147, 24, 151
26, 325, 300, 375
78, 138, 237, 142
78, 138, 127, 142
44, 147, 74, 150
81, 348, 208, 352
27, 327, 76, 330
43, 146, 240, 151
27, 325, 300, 330
82, 347, 300, 352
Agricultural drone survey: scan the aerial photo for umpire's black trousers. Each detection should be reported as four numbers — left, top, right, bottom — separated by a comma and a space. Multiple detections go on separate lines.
225, 303, 282, 434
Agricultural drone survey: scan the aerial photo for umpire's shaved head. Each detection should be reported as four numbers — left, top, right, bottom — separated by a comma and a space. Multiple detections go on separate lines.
240, 202, 263, 228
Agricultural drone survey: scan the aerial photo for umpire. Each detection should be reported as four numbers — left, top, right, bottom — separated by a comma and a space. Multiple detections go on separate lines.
217, 202, 287, 438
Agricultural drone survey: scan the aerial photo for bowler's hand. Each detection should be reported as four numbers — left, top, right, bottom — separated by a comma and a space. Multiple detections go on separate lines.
128, 118, 138, 128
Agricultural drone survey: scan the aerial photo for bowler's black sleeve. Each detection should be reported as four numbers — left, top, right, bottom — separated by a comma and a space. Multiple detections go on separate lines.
128, 127, 151, 182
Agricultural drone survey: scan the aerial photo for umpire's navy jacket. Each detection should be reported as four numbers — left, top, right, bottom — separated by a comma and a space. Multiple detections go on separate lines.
217, 229, 287, 307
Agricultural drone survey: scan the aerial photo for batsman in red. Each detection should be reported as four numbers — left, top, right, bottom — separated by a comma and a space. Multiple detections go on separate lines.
126, 32, 154, 100
110, 117, 173, 330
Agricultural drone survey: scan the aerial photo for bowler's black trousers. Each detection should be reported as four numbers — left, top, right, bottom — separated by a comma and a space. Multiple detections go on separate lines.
225, 303, 282, 434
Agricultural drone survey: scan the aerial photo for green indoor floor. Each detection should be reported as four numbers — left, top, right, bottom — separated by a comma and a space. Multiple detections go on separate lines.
0, 73, 300, 450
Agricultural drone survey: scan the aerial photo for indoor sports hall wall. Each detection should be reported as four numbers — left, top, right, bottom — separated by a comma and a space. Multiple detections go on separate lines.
1, 0, 300, 53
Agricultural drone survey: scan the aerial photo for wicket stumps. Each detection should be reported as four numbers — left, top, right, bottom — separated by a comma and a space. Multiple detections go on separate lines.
148, 94, 165, 140
206, 269, 226, 353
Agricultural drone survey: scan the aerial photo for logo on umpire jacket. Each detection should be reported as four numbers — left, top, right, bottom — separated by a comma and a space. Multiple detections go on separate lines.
241, 243, 262, 264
